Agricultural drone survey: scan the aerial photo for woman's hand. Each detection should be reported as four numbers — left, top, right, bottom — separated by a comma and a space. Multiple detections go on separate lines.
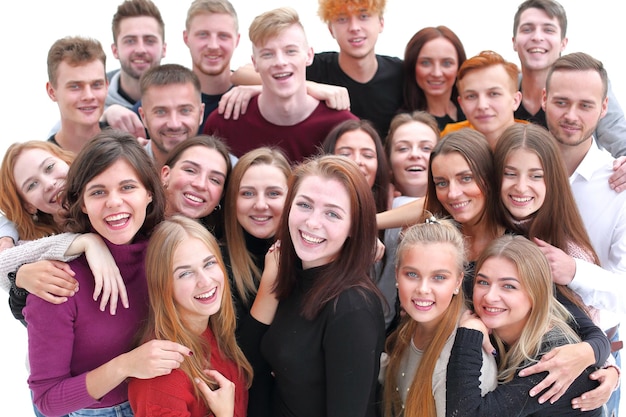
459, 310, 495, 356
69, 233, 128, 314
571, 366, 619, 411
519, 342, 594, 404
124, 339, 192, 379
15, 260, 78, 304
250, 240, 280, 324
196, 369, 236, 417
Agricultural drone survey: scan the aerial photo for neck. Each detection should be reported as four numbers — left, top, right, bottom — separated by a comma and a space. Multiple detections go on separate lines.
195, 67, 233, 96
519, 67, 548, 115
558, 139, 593, 176
462, 221, 502, 261
257, 90, 319, 125
426, 95, 456, 118
337, 52, 378, 83
55, 122, 101, 154
412, 320, 439, 351
484, 120, 516, 151
151, 143, 168, 169
119, 71, 142, 102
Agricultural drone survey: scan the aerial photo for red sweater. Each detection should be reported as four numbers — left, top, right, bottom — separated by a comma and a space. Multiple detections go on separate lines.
128, 327, 248, 417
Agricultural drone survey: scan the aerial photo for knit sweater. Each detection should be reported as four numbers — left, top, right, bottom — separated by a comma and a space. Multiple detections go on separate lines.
24, 236, 150, 417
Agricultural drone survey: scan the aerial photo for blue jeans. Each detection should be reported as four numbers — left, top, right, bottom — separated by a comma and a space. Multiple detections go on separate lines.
68, 401, 133, 417
605, 329, 621, 417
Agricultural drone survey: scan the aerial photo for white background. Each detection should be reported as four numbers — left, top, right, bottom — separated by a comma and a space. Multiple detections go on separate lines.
1, 0, 624, 413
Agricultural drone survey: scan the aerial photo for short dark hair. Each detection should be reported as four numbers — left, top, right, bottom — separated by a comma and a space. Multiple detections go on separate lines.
546, 52, 608, 99
47, 36, 106, 87
112, 0, 165, 43
139, 63, 201, 97
513, 0, 567, 39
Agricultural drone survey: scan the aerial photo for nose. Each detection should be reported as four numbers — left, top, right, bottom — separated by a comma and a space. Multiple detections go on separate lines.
82, 85, 95, 101
191, 175, 209, 190
166, 112, 183, 128
482, 284, 500, 303
514, 175, 527, 192
530, 27, 544, 42
105, 191, 123, 208
409, 145, 420, 159
305, 210, 321, 229
253, 194, 269, 210
205, 33, 219, 49
43, 177, 56, 192
432, 63, 443, 76
197, 268, 218, 287
447, 181, 462, 199
477, 94, 489, 110
348, 15, 361, 31
416, 277, 431, 294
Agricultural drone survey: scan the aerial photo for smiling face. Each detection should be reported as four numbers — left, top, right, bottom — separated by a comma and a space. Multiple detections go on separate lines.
431, 152, 486, 226
112, 16, 166, 80
327, 9, 383, 61
501, 148, 546, 219
415, 37, 460, 100
389, 121, 437, 197
236, 164, 288, 239
47, 60, 107, 128
13, 148, 70, 216
543, 69, 608, 149
161, 146, 227, 219
184, 12, 240, 78
513, 8, 567, 72
288, 176, 352, 269
81, 159, 152, 245
172, 236, 224, 333
139, 82, 204, 157
334, 129, 378, 188
252, 24, 313, 100
473, 256, 532, 345
397, 242, 462, 332
458, 65, 522, 147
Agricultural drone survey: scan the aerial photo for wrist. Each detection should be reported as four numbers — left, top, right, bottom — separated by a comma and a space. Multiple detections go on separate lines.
604, 364, 621, 391
9, 269, 29, 297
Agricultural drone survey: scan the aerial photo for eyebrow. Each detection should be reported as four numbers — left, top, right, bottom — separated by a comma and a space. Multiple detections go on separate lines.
85, 178, 139, 192
20, 157, 55, 190
299, 194, 347, 214
477, 272, 520, 283
173, 255, 215, 274
180, 160, 226, 178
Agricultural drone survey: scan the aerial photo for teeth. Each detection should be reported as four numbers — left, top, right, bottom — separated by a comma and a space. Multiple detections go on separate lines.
105, 213, 129, 222
273, 73, 291, 79
196, 287, 217, 299
485, 307, 505, 313
184, 193, 204, 203
350, 37, 364, 42
413, 300, 434, 307
511, 196, 532, 203
251, 216, 270, 221
407, 166, 424, 172
301, 231, 324, 244
450, 201, 469, 209
528, 48, 546, 53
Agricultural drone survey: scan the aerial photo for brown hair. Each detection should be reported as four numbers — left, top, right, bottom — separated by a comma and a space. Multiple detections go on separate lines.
0, 141, 75, 240
513, 0, 567, 39
62, 130, 165, 237
402, 26, 466, 113
47, 36, 106, 88
249, 7, 304, 48
546, 52, 608, 99
139, 63, 201, 97
274, 155, 382, 319
111, 0, 165, 44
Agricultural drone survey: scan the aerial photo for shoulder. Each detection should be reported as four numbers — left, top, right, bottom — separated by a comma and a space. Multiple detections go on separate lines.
376, 54, 403, 68
312, 51, 339, 64
333, 286, 383, 318
440, 120, 472, 137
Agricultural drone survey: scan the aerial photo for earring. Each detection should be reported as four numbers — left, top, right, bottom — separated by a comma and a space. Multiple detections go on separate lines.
454, 287, 459, 295
162, 182, 169, 189
32, 212, 38, 222
214, 203, 222, 212
395, 281, 399, 288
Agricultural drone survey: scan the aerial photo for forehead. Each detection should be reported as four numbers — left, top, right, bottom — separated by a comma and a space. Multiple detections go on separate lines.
142, 82, 200, 107
336, 129, 376, 148
460, 65, 515, 92
548, 69, 604, 99
188, 12, 237, 34
393, 121, 438, 143
432, 151, 470, 173
419, 37, 458, 58
517, 7, 561, 32
117, 16, 163, 39
254, 24, 307, 50
55, 59, 106, 83
175, 146, 227, 169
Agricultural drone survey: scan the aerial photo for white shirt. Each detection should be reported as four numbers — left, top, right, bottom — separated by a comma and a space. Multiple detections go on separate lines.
569, 139, 626, 329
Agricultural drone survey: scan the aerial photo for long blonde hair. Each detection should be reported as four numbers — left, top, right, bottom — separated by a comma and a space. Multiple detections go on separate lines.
475, 235, 580, 382
141, 216, 252, 405
223, 147, 291, 307
384, 216, 466, 417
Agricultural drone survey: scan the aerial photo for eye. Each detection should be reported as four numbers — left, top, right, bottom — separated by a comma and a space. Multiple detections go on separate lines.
434, 180, 449, 188
180, 107, 193, 115
295, 201, 311, 210
26, 181, 38, 192
184, 167, 197, 174
503, 283, 517, 290
177, 269, 192, 279
45, 163, 55, 173
93, 81, 105, 89
395, 146, 409, 153
204, 259, 217, 269
421, 145, 433, 153
503, 170, 516, 178
210, 177, 223, 186
464, 93, 477, 100
122, 184, 138, 191
362, 152, 376, 160
475, 279, 489, 286
325, 210, 341, 220
489, 91, 502, 98
433, 274, 446, 281
531, 173, 544, 180
406, 271, 418, 279
241, 190, 255, 198
460, 175, 473, 183
268, 190, 284, 198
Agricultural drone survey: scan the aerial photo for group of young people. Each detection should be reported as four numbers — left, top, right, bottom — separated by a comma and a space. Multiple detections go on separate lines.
1, 0, 626, 416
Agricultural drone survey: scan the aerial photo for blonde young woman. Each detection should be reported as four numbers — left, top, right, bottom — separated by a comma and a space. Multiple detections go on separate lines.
446, 235, 605, 416
129, 216, 252, 417
382, 216, 497, 417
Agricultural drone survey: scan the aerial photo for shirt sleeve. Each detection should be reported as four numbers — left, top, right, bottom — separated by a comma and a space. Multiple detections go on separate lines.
595, 79, 626, 158
0, 214, 18, 243
571, 258, 626, 314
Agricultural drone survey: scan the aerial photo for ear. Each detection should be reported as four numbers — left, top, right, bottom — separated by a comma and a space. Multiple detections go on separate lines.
512, 36, 518, 53
379, 16, 384, 33
305, 46, 314, 66
199, 103, 205, 127
161, 42, 167, 59
46, 81, 57, 102
512, 90, 523, 111
251, 54, 258, 73
559, 36, 568, 54
183, 30, 189, 47
541, 88, 547, 112
235, 33, 241, 48
600, 96, 609, 120
138, 106, 147, 127
111, 42, 119, 60
24, 202, 38, 215
161, 165, 171, 186
327, 23, 336, 40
